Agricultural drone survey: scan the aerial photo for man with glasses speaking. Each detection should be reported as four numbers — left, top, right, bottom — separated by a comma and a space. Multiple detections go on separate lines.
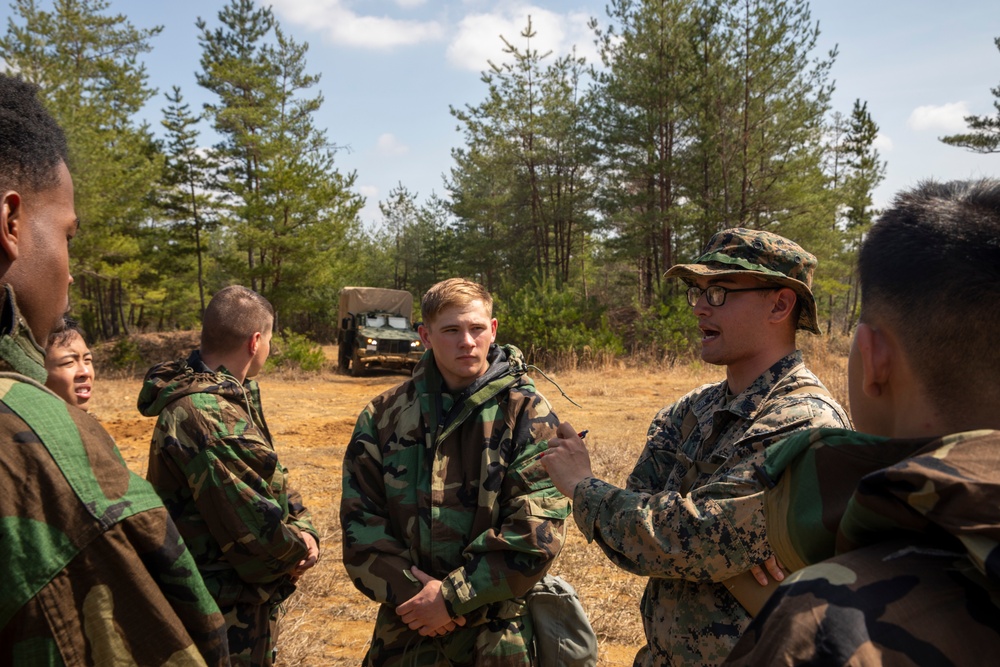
541, 228, 851, 667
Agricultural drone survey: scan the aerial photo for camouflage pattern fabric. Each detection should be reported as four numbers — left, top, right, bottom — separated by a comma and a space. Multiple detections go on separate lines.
0, 289, 229, 666
571, 351, 850, 667
139, 350, 317, 667
341, 344, 570, 666
725, 428, 1000, 666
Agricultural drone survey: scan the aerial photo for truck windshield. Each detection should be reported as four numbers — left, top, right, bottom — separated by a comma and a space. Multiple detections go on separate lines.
388, 316, 408, 329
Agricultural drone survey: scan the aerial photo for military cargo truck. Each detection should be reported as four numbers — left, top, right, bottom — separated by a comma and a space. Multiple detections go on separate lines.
337, 287, 423, 376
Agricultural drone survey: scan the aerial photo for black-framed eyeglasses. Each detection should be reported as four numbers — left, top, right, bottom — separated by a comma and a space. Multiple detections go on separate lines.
686, 285, 778, 307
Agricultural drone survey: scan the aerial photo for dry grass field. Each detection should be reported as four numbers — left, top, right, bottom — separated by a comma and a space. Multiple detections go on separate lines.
90, 335, 850, 666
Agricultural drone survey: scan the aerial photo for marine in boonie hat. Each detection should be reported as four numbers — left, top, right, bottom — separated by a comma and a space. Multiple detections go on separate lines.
665, 228, 821, 334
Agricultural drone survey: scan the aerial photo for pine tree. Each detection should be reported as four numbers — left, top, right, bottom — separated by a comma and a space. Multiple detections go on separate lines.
0, 0, 164, 337
940, 36, 1000, 154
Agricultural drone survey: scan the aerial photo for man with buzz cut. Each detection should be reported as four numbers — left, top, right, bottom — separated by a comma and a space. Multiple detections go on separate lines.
542, 228, 852, 666
725, 179, 1000, 666
0, 73, 229, 664
140, 284, 320, 667
340, 277, 571, 666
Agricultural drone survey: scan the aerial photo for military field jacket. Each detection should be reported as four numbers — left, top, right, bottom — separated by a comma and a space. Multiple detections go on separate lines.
341, 345, 570, 660
138, 350, 317, 608
725, 427, 1000, 666
573, 351, 851, 667
0, 287, 228, 666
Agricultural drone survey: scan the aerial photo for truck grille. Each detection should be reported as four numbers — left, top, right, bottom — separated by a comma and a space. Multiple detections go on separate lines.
378, 340, 410, 354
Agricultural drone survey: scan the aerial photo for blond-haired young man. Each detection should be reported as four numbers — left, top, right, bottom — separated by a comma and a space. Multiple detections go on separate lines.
341, 278, 570, 666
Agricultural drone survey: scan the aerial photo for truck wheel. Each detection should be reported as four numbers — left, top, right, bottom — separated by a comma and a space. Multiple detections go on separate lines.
338, 346, 350, 372
350, 351, 366, 377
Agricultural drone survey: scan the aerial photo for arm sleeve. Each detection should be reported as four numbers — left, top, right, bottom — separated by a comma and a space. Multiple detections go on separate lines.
439, 391, 571, 617
340, 406, 421, 605
181, 435, 309, 585
572, 395, 848, 582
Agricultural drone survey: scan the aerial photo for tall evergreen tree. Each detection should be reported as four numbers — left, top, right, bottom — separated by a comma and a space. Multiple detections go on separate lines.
0, 0, 163, 338
197, 0, 362, 323
940, 36, 1000, 154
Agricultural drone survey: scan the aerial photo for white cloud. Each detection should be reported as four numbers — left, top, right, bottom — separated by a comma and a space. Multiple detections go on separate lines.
447, 3, 598, 72
376, 133, 410, 156
873, 133, 893, 152
395, 0, 426, 8
269, 0, 444, 50
906, 102, 971, 133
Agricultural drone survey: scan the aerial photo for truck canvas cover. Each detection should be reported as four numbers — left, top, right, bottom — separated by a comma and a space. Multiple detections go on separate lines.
338, 287, 414, 322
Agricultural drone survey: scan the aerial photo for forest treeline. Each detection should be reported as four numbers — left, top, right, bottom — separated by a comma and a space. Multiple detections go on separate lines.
2, 0, 993, 361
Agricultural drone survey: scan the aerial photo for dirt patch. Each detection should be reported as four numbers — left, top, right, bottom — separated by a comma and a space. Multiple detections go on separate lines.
91, 343, 730, 666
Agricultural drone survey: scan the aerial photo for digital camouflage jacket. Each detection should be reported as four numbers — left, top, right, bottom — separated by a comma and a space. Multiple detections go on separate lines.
0, 286, 228, 666
725, 427, 1000, 666
572, 351, 851, 667
341, 344, 571, 666
138, 350, 317, 663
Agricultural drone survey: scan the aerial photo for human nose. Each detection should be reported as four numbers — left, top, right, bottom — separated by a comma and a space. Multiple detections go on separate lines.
76, 362, 92, 379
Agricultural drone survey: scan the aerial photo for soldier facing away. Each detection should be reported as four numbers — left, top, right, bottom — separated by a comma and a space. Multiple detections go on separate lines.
724, 179, 1000, 666
340, 277, 572, 666
139, 285, 320, 667
542, 228, 852, 666
0, 73, 229, 664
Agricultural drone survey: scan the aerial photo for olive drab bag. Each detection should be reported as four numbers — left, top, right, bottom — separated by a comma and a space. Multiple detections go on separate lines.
526, 574, 598, 667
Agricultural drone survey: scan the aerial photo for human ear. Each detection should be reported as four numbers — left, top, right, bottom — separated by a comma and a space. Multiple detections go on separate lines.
489, 318, 498, 342
0, 191, 23, 263
248, 331, 261, 356
418, 323, 432, 349
768, 287, 797, 325
855, 322, 891, 398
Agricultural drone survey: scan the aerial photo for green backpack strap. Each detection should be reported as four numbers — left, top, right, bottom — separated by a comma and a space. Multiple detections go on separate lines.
0, 377, 163, 626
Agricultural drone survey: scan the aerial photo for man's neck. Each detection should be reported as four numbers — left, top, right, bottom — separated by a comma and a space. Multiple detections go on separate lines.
200, 350, 247, 383
725, 346, 796, 396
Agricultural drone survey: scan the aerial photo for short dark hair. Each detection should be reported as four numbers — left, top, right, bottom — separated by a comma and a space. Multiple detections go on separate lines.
201, 286, 274, 356
0, 74, 69, 194
46, 317, 87, 350
859, 179, 1000, 416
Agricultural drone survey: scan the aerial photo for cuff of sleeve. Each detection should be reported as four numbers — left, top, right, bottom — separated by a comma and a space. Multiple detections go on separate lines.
441, 569, 473, 617
572, 477, 613, 543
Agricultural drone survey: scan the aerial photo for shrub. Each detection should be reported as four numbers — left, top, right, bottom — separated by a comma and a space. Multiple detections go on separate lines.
268, 329, 325, 372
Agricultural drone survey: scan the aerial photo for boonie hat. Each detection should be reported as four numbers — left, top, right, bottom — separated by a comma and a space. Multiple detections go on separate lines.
664, 228, 821, 334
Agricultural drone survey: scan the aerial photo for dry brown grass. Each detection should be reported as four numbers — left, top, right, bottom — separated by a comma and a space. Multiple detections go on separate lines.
92, 336, 850, 666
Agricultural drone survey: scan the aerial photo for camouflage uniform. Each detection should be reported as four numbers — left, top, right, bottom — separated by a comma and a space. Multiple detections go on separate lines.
0, 286, 229, 666
139, 350, 318, 667
725, 427, 1000, 666
573, 352, 850, 666
341, 344, 571, 666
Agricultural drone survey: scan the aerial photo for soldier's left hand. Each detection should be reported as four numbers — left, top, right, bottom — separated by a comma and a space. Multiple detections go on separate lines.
749, 555, 785, 586
291, 532, 320, 579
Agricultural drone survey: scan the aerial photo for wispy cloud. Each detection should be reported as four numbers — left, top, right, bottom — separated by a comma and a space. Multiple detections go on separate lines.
447, 2, 598, 72
907, 102, 971, 133
376, 133, 409, 156
269, 0, 444, 50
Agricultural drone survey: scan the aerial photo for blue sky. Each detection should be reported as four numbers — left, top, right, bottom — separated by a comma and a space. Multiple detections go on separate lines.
103, 0, 999, 226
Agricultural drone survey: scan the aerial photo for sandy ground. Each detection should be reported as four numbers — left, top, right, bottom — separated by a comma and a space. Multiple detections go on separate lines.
92, 348, 730, 666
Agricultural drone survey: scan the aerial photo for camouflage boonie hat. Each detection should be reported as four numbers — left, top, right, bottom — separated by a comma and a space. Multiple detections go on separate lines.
664, 228, 821, 334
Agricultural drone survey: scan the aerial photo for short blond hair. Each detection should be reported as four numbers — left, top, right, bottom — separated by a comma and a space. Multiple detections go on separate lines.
201, 286, 274, 355
421, 278, 493, 325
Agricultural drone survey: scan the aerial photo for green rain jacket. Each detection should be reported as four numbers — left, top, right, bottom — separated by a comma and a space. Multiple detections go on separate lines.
0, 286, 228, 666
138, 350, 317, 610
726, 427, 1000, 666
341, 344, 571, 666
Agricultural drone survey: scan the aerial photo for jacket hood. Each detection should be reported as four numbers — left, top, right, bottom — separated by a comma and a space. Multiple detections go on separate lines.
137, 350, 246, 417
414, 343, 533, 444
762, 427, 1000, 582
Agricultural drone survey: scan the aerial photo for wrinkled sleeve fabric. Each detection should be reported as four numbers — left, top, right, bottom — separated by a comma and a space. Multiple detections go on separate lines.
340, 403, 420, 605
160, 404, 309, 584
440, 391, 571, 616
573, 392, 848, 583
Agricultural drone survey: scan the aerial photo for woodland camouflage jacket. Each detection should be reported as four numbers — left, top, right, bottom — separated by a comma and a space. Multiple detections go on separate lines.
572, 351, 851, 667
340, 344, 570, 662
138, 350, 317, 609
726, 427, 1000, 666
0, 286, 228, 666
